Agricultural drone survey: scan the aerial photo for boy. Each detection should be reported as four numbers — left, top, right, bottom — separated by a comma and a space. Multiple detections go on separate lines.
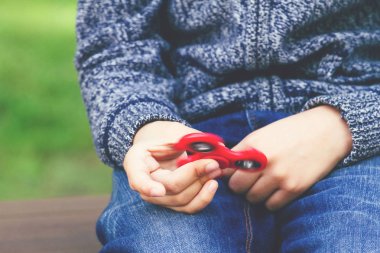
76, 0, 380, 252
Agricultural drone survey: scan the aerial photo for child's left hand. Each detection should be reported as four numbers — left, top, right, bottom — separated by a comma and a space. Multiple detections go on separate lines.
226, 105, 352, 211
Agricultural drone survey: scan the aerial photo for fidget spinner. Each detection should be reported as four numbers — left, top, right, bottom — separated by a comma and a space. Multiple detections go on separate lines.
174, 133, 267, 171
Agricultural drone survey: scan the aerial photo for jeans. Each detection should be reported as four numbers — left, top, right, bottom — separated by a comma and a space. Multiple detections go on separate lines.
96, 110, 380, 253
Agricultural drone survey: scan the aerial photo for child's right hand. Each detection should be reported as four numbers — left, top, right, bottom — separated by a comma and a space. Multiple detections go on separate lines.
123, 121, 222, 214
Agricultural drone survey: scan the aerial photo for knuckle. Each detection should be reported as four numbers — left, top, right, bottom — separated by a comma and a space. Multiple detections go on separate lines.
228, 179, 245, 193
271, 170, 286, 181
192, 160, 210, 173
282, 180, 301, 193
165, 182, 181, 194
139, 185, 151, 195
203, 159, 217, 166
171, 195, 186, 206
193, 164, 205, 177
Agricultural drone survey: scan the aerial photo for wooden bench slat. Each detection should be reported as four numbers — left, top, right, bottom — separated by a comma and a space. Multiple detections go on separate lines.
0, 195, 109, 253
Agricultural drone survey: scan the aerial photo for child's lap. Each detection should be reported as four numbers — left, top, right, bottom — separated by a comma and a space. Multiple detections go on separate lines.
97, 157, 380, 252
97, 155, 380, 253
97, 110, 380, 252
96, 169, 266, 253
277, 154, 380, 253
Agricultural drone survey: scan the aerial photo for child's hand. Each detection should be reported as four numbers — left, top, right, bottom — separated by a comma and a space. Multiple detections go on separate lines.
123, 121, 222, 214
227, 106, 352, 211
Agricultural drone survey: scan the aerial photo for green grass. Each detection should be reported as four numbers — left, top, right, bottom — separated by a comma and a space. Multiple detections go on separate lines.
0, 0, 112, 200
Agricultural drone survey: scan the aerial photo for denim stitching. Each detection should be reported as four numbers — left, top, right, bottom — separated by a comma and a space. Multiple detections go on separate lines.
244, 202, 253, 253
244, 202, 249, 252
247, 204, 253, 253
245, 109, 255, 132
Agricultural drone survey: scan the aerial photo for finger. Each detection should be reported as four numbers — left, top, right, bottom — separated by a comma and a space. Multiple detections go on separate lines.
142, 167, 221, 206
124, 148, 166, 197
170, 180, 219, 214
221, 167, 235, 178
231, 140, 253, 152
157, 152, 188, 171
265, 190, 300, 211
228, 170, 261, 193
151, 159, 221, 195
148, 143, 176, 151
144, 155, 160, 172
245, 174, 278, 203
141, 179, 203, 207
148, 143, 183, 160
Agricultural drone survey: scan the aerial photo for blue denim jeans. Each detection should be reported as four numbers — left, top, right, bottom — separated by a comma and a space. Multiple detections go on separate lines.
96, 110, 380, 253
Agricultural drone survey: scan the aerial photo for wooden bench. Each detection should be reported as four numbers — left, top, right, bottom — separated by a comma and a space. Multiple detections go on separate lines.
0, 195, 109, 253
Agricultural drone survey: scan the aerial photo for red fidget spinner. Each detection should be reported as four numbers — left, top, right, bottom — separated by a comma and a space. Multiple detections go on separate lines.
174, 133, 267, 172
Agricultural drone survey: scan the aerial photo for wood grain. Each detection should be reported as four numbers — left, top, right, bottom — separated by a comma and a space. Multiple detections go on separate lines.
0, 196, 109, 253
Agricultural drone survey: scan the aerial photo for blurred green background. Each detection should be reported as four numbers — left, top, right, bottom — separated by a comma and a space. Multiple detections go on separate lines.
0, 0, 112, 200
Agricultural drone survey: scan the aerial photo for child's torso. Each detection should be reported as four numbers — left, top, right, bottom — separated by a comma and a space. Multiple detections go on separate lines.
157, 0, 380, 120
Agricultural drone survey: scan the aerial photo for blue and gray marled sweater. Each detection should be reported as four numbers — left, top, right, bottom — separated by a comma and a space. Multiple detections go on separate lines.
75, 0, 380, 169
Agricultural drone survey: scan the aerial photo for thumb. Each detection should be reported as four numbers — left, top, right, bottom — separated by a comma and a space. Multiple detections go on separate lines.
148, 143, 184, 161
124, 146, 166, 197
231, 139, 253, 152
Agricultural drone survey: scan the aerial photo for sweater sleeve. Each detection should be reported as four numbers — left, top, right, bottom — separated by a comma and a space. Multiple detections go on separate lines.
75, 0, 188, 169
302, 89, 380, 166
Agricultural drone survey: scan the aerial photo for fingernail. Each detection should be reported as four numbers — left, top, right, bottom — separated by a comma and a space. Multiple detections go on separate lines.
205, 162, 219, 173
150, 187, 164, 197
207, 181, 218, 193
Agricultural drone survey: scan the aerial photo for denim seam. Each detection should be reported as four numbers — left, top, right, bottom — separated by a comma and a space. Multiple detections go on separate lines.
244, 202, 253, 253
248, 204, 253, 253
245, 109, 255, 132
244, 203, 249, 253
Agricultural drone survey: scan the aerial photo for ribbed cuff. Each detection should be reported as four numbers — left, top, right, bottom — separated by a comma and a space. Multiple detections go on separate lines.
96, 99, 189, 169
302, 91, 380, 165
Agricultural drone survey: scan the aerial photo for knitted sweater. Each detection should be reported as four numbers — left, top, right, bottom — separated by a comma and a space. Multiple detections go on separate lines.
75, 0, 380, 169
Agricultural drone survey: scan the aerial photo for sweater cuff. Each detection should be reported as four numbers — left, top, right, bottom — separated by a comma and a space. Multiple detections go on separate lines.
97, 99, 189, 169
302, 92, 380, 166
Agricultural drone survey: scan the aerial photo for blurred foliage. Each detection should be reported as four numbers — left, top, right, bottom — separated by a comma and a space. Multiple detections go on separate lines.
0, 0, 112, 200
